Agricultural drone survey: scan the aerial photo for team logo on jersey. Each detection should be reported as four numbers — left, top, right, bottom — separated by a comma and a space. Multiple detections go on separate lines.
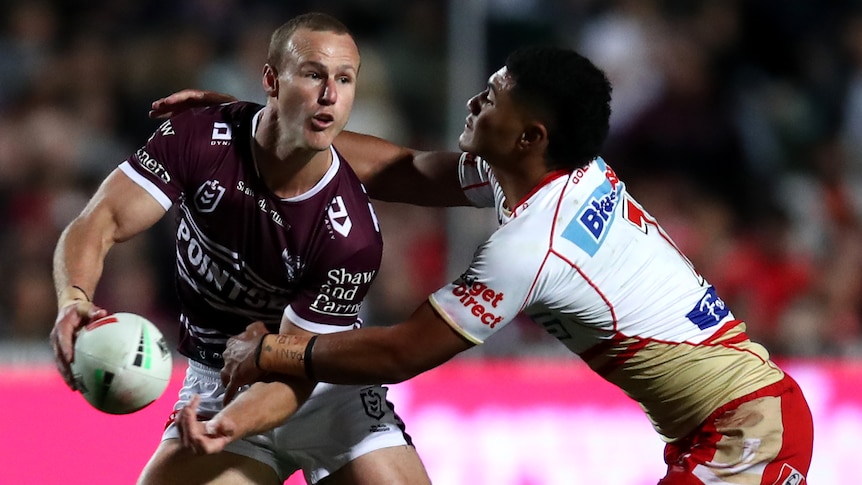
194, 180, 226, 213
360, 387, 385, 420
211, 122, 232, 145
686, 286, 729, 330
327, 196, 353, 237
281, 248, 304, 281
561, 176, 622, 256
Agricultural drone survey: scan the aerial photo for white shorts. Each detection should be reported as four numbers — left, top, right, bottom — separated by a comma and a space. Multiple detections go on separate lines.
162, 360, 414, 484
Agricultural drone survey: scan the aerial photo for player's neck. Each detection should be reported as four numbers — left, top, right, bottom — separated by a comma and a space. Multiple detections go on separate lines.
492, 156, 554, 211
251, 138, 333, 199
252, 110, 334, 199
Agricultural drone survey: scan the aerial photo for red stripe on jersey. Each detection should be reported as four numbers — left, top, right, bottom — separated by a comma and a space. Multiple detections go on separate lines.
700, 319, 748, 345
512, 170, 570, 215
462, 181, 490, 191
590, 337, 651, 377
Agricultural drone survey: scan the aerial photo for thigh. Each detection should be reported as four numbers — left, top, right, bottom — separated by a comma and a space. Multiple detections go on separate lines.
659, 377, 812, 485
137, 438, 281, 485
277, 384, 430, 484
318, 445, 430, 485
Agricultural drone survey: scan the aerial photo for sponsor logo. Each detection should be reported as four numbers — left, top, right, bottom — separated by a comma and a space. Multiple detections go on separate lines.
211, 122, 232, 145
360, 388, 386, 420
135, 148, 171, 183
772, 463, 805, 485
147, 120, 175, 142
686, 286, 729, 330
256, 197, 285, 227
327, 196, 353, 237
194, 180, 226, 213
309, 268, 376, 317
450, 277, 504, 328
236, 180, 255, 197
157, 120, 175, 137
561, 178, 621, 256
175, 215, 291, 313
570, 165, 590, 185
772, 464, 804, 485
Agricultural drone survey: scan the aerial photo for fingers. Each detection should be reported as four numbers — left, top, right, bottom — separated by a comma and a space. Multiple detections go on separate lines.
222, 375, 238, 405
177, 394, 233, 455
178, 394, 202, 450
50, 333, 76, 390
74, 301, 108, 321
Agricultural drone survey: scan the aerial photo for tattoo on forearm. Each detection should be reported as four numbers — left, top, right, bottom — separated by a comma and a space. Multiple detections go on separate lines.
260, 334, 309, 376
275, 348, 304, 363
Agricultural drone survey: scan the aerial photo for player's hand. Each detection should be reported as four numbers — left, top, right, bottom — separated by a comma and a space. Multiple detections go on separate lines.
177, 394, 236, 455
148, 89, 238, 119
50, 301, 108, 390
221, 321, 269, 404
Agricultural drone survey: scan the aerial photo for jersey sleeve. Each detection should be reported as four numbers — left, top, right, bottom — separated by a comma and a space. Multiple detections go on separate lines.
118, 113, 200, 210
284, 242, 381, 334
458, 152, 495, 208
429, 235, 543, 344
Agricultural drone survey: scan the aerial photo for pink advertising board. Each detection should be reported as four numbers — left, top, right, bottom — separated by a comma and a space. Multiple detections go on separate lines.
1, 359, 857, 484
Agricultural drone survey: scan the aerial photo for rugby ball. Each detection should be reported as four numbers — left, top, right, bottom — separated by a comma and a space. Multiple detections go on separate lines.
71, 312, 173, 415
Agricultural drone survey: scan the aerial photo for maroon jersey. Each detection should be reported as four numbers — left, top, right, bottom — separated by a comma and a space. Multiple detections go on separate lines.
119, 102, 383, 366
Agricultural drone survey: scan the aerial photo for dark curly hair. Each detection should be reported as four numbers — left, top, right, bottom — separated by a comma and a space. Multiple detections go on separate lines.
505, 46, 612, 170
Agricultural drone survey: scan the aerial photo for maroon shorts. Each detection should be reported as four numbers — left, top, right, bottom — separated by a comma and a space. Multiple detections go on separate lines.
658, 374, 813, 485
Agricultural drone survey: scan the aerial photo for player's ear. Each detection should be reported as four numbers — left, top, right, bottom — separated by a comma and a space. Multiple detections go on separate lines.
263, 64, 278, 98
518, 123, 547, 150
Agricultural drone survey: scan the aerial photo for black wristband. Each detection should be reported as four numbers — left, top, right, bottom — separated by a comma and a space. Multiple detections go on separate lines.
304, 335, 318, 381
71, 285, 91, 302
254, 334, 269, 370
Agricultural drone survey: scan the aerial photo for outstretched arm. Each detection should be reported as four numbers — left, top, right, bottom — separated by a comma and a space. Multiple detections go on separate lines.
221, 300, 474, 395
332, 131, 468, 207
51, 169, 167, 389
148, 89, 470, 207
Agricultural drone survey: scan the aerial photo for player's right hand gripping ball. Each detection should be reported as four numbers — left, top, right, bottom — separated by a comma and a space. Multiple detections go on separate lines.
71, 312, 173, 414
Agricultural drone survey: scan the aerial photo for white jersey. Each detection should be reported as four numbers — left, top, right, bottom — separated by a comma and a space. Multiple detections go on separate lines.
430, 154, 784, 441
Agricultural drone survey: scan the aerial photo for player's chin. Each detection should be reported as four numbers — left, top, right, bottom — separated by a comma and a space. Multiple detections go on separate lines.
306, 132, 338, 152
458, 131, 477, 154
457, 132, 474, 152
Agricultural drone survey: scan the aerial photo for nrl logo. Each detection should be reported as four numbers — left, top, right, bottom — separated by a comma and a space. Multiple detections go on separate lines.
194, 180, 226, 213
360, 387, 385, 420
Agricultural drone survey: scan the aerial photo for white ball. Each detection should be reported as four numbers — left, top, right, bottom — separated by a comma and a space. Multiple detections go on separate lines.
71, 312, 173, 415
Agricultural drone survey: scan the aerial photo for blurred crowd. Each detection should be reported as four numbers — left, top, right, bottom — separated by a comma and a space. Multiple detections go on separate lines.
2, 0, 862, 360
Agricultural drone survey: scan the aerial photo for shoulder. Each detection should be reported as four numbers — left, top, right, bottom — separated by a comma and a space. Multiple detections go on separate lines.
163, 101, 260, 134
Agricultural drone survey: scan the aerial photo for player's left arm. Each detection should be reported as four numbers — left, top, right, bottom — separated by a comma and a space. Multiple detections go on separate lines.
333, 131, 469, 207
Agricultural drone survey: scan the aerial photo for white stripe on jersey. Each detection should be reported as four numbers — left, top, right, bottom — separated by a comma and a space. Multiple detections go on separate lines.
120, 161, 173, 210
